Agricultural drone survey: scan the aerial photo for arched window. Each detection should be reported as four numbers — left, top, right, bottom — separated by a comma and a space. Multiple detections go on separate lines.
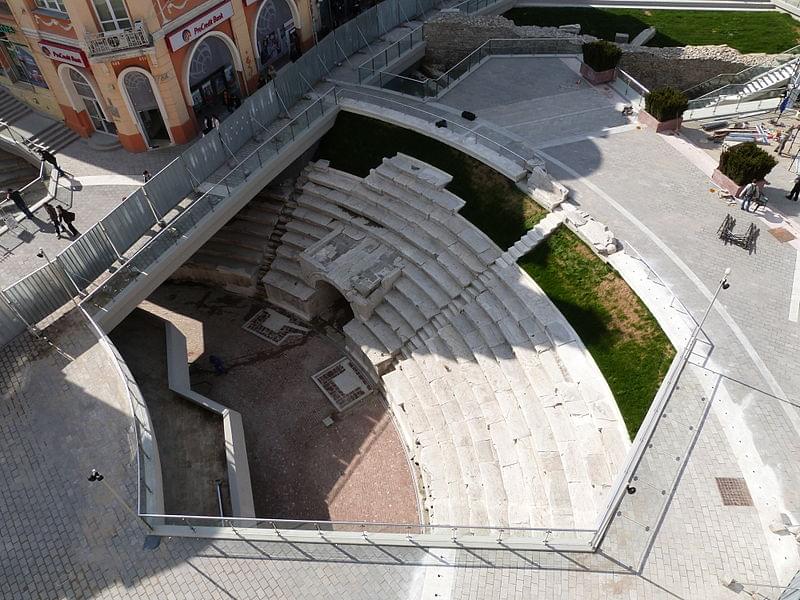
187, 35, 241, 118
122, 69, 170, 147
68, 68, 116, 134
254, 0, 295, 69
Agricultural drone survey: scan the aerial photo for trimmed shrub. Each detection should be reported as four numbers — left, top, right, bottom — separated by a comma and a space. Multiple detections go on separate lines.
718, 142, 777, 185
581, 40, 622, 72
644, 87, 689, 121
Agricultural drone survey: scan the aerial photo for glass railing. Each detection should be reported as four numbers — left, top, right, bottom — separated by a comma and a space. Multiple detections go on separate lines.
685, 45, 800, 100
83, 89, 338, 317
139, 513, 598, 549
357, 25, 425, 83
611, 69, 650, 107
371, 37, 584, 99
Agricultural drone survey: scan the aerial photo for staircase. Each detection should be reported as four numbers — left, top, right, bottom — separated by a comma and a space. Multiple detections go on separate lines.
0, 87, 80, 153
171, 185, 290, 295
0, 151, 39, 189
0, 88, 31, 122
684, 53, 800, 120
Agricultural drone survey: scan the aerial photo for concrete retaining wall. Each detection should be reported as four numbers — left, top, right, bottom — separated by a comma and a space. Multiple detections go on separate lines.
165, 322, 256, 519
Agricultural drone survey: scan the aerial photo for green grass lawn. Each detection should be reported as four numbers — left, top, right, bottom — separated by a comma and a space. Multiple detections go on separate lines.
504, 7, 800, 54
518, 227, 675, 436
314, 112, 546, 249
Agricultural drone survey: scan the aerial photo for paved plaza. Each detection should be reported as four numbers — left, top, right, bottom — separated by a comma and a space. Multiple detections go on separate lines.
2, 52, 800, 600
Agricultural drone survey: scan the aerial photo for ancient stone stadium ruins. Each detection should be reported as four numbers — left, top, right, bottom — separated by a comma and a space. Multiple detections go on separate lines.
2, 0, 800, 598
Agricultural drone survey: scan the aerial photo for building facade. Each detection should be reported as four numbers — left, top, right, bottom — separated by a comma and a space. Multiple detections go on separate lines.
0, 0, 316, 151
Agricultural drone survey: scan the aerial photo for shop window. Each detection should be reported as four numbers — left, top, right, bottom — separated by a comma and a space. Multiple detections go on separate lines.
255, 0, 295, 70
34, 0, 67, 14
1, 42, 48, 88
92, 0, 132, 32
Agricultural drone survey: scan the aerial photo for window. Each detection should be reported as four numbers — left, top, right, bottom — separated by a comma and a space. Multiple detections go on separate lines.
35, 0, 67, 13
91, 0, 131, 32
0, 42, 48, 88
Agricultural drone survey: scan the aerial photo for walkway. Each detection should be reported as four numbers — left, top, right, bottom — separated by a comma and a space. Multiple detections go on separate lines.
2, 29, 800, 600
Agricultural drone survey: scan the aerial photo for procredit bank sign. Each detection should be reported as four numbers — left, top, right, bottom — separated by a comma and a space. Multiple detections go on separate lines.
166, 1, 234, 52
39, 41, 88, 68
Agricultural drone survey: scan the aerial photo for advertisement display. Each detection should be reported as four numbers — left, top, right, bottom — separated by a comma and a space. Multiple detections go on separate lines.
166, 1, 234, 52
39, 40, 88, 68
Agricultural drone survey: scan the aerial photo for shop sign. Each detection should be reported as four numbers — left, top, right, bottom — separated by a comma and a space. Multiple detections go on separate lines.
0, 24, 16, 34
39, 40, 87, 68
166, 1, 233, 52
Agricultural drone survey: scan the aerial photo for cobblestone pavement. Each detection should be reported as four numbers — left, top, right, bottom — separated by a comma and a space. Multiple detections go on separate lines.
3, 57, 800, 599
0, 138, 182, 289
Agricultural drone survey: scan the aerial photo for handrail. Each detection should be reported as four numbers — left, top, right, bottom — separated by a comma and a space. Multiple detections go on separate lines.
139, 512, 596, 532
338, 86, 545, 168
371, 37, 583, 98
616, 68, 649, 97
684, 44, 800, 99
82, 88, 339, 315
356, 24, 425, 83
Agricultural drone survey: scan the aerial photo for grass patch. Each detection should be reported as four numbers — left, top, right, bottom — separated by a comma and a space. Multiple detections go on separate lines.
504, 7, 800, 54
518, 227, 675, 435
314, 112, 546, 249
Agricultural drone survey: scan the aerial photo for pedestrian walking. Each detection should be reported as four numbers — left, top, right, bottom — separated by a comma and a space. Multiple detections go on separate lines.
142, 170, 151, 183
202, 115, 213, 135
43, 202, 62, 238
775, 129, 792, 155
211, 114, 221, 129
39, 148, 64, 176
787, 174, 800, 201
56, 205, 79, 237
6, 188, 34, 219
739, 179, 759, 212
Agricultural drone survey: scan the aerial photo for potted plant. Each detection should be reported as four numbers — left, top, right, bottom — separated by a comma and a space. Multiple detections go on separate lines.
712, 141, 777, 196
580, 40, 622, 84
639, 87, 688, 132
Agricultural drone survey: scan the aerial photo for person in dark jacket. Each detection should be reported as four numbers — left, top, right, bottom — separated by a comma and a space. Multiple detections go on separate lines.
39, 149, 64, 176
6, 188, 33, 219
43, 202, 62, 238
56, 205, 79, 237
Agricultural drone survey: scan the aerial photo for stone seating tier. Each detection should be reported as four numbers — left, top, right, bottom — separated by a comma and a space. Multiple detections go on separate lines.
260, 156, 630, 529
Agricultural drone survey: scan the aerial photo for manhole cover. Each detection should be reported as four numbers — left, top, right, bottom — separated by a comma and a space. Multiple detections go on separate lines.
312, 358, 373, 412
242, 307, 309, 345
768, 227, 796, 243
715, 477, 754, 506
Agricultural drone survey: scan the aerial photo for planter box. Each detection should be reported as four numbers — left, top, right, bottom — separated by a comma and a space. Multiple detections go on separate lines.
711, 168, 766, 197
579, 63, 616, 85
637, 110, 682, 133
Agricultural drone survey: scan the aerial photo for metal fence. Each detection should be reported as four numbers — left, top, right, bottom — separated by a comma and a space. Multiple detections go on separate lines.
0, 0, 440, 348
372, 37, 584, 98
141, 513, 597, 551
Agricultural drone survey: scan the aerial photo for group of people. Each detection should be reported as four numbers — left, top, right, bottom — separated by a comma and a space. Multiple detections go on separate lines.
4, 148, 79, 239
5, 188, 78, 238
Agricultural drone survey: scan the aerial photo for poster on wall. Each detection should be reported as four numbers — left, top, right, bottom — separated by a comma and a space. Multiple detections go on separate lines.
191, 88, 203, 106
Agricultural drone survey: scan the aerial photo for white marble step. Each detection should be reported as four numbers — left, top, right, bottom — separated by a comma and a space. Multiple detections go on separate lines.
343, 318, 395, 375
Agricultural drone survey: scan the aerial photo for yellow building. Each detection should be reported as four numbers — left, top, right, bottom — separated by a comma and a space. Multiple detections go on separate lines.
0, 0, 318, 151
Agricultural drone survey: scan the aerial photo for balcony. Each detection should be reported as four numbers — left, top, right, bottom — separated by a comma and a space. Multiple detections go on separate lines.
86, 23, 152, 57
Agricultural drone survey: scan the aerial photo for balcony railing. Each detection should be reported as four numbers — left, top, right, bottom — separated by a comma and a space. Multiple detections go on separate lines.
86, 24, 152, 57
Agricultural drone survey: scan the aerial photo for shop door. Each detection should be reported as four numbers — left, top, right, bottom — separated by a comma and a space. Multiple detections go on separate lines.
68, 68, 116, 134
123, 70, 168, 147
